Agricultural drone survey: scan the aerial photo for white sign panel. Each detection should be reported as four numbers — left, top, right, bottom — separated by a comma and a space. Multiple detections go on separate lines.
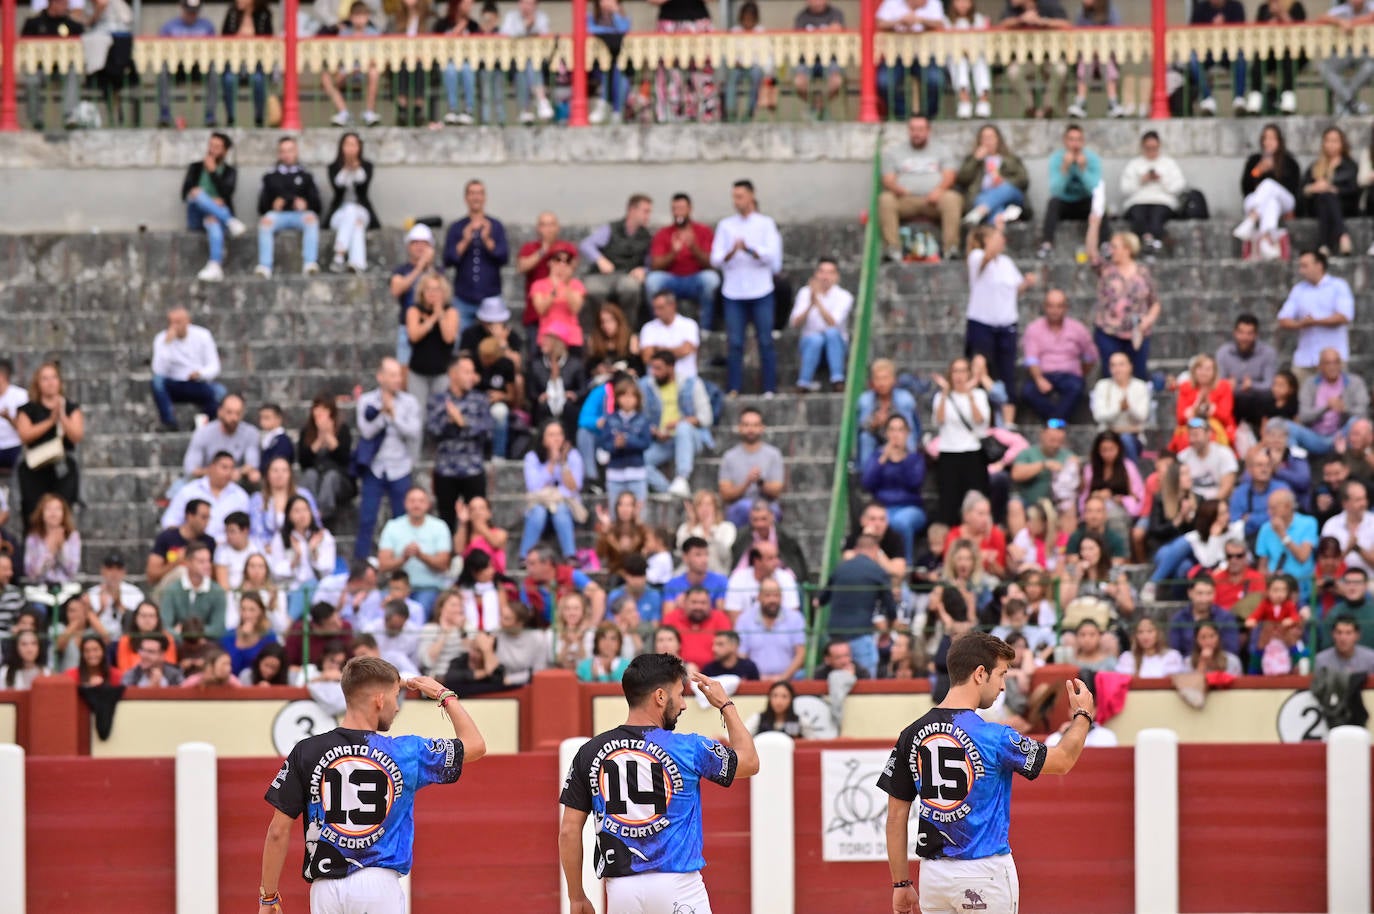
820, 749, 919, 862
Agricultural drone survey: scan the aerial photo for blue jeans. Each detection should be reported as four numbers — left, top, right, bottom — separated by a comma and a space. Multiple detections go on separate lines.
885, 504, 928, 565
576, 427, 600, 483
644, 424, 701, 491
411, 588, 439, 620
1149, 536, 1196, 584
965, 319, 1018, 390
0, 445, 20, 470
724, 65, 762, 120
724, 292, 777, 394
847, 633, 879, 676
1283, 418, 1355, 457
1189, 51, 1246, 101
644, 271, 722, 329
480, 67, 506, 124
150, 376, 226, 428
356, 470, 411, 560
520, 503, 576, 559
798, 328, 848, 385
221, 66, 266, 126
258, 210, 319, 271
876, 63, 943, 118
442, 61, 476, 114
606, 476, 649, 509
1094, 328, 1150, 382
453, 296, 481, 330
1120, 432, 1142, 464
186, 193, 235, 264
595, 62, 631, 114
972, 183, 1026, 222
1019, 371, 1084, 422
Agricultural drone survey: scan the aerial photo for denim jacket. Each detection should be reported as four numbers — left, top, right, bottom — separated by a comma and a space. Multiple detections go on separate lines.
638, 375, 716, 451
597, 411, 653, 470
857, 388, 920, 450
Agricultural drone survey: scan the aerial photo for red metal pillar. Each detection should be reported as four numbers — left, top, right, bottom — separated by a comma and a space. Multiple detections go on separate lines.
1, 0, 19, 132
570, 0, 588, 126
282, 0, 301, 130
858, 0, 877, 123
1149, 0, 1170, 119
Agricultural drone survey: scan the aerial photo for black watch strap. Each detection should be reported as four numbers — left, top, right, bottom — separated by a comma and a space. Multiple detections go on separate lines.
1072, 708, 1093, 725
893, 879, 913, 889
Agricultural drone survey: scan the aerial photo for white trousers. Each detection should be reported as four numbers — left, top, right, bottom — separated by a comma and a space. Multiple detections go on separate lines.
948, 57, 991, 96
606, 870, 712, 914
919, 854, 1019, 914
330, 202, 370, 268
1243, 177, 1296, 235
309, 867, 405, 914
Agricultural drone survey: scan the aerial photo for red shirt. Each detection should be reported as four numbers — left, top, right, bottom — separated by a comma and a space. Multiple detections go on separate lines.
661, 608, 733, 668
1248, 599, 1300, 626
1208, 567, 1265, 609
517, 239, 579, 325
649, 222, 714, 277
943, 524, 1008, 572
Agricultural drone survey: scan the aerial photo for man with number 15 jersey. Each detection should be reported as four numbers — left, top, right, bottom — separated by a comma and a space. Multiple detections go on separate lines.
560, 654, 761, 914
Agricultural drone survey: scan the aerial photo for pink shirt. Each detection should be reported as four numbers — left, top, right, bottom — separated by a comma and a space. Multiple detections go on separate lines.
1313, 377, 1345, 437
1021, 316, 1099, 377
530, 277, 586, 347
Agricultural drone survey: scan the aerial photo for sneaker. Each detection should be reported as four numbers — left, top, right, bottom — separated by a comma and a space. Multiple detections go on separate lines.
536, 97, 555, 121
1067, 101, 1087, 119
884, 246, 904, 263
1198, 96, 1217, 116
1257, 235, 1281, 261
253, 265, 272, 278
303, 262, 321, 276
667, 476, 692, 499
349, 263, 367, 275
1107, 102, 1127, 118
795, 381, 821, 393
362, 110, 381, 126
329, 110, 351, 126
196, 261, 224, 282
1139, 582, 1157, 604
973, 99, 991, 118
956, 99, 973, 119
226, 217, 247, 239
456, 111, 475, 125
1001, 204, 1023, 224
1279, 90, 1297, 114
1232, 218, 1256, 241
1246, 90, 1263, 114
1231, 95, 1248, 114
962, 205, 988, 226
518, 110, 535, 125
329, 255, 347, 274
443, 110, 462, 125
589, 97, 611, 125
762, 391, 776, 400
944, 247, 962, 261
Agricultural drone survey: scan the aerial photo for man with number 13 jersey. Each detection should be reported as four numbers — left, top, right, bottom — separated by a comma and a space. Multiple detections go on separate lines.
560, 654, 761, 914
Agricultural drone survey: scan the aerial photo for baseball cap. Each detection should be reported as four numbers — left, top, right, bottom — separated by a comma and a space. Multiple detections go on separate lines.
1045, 418, 1067, 430
405, 223, 434, 245
1187, 417, 1208, 429
180, 0, 202, 8
476, 296, 511, 324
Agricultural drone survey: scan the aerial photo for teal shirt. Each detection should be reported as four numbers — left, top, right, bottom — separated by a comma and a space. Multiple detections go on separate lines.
1048, 148, 1102, 202
378, 515, 453, 591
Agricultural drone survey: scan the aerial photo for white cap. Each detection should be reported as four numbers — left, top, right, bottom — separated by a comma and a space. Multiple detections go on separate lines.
405, 223, 434, 245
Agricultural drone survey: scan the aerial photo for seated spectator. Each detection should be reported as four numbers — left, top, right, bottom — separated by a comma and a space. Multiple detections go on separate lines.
1119, 131, 1186, 252
1155, 498, 1245, 594
1323, 567, 1373, 643
790, 0, 846, 116
645, 193, 720, 328
553, 592, 595, 671
1186, 0, 1247, 115
254, 136, 322, 279
521, 545, 606, 626
325, 131, 378, 273
1258, 417, 1311, 505
14, 361, 83, 526
1064, 619, 1116, 673
814, 637, 871, 681
1219, 313, 1281, 438
65, 633, 121, 686
1177, 418, 1239, 501
115, 601, 180, 672
1010, 420, 1076, 514
606, 554, 663, 625
946, 491, 1009, 579
160, 543, 228, 639
519, 421, 586, 561
1322, 480, 1374, 574
711, 180, 783, 396
368, 602, 422, 674
1038, 124, 1105, 261
643, 527, 674, 586
1231, 447, 1293, 543
578, 622, 631, 682
861, 415, 928, 564
789, 258, 853, 393
1057, 534, 1134, 619
989, 596, 1054, 655
180, 135, 244, 285
1090, 352, 1151, 462
213, 512, 258, 591
219, 592, 278, 677
1009, 499, 1058, 575
597, 377, 653, 506
162, 451, 251, 543
1286, 349, 1368, 458
517, 211, 579, 336
1245, 573, 1303, 634
418, 589, 471, 678
180, 645, 238, 689
268, 495, 337, 594
1255, 488, 1318, 601
528, 335, 586, 442
820, 534, 895, 674
23, 493, 81, 585
376, 487, 451, 616
152, 307, 227, 433
701, 630, 760, 680
1091, 233, 1158, 382
733, 577, 806, 681
1316, 616, 1374, 675
321, 3, 382, 125
956, 125, 1029, 229
718, 408, 785, 528
729, 499, 808, 583
240, 642, 288, 686
844, 501, 909, 580
219, 0, 273, 128
638, 351, 712, 500
611, 599, 647, 658
662, 587, 733, 669
1188, 619, 1243, 675
256, 404, 293, 474
1115, 616, 1187, 677
51, 593, 108, 674
1167, 576, 1242, 656
858, 359, 918, 468
876, 117, 961, 262
1079, 431, 1144, 540
86, 552, 142, 631
580, 193, 652, 316
1205, 537, 1266, 614
284, 602, 354, 669
235, 553, 289, 634
354, 358, 423, 560
1234, 123, 1301, 262
676, 491, 737, 576
586, 303, 643, 377
664, 537, 729, 612
1302, 126, 1360, 256
493, 601, 552, 687
932, 357, 992, 527
725, 539, 803, 620
472, 338, 519, 464
122, 634, 184, 687
594, 493, 649, 576
249, 456, 318, 546
179, 393, 259, 487
453, 496, 508, 577
1169, 354, 1236, 453
297, 394, 355, 528
20, 0, 85, 131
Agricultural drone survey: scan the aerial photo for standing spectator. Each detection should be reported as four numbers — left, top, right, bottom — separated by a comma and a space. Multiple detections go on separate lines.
1091, 232, 1159, 382
14, 362, 83, 526
945, 0, 993, 119
877, 116, 962, 262
956, 125, 1030, 228
150, 307, 226, 432
428, 355, 493, 531
297, 395, 355, 528
1302, 125, 1360, 257
1286, 349, 1368, 457
1218, 313, 1279, 432
820, 534, 895, 675
645, 194, 719, 328
1038, 123, 1105, 261
1187, 0, 1248, 116
0, 359, 28, 473
789, 258, 853, 393
530, 251, 588, 352
23, 494, 80, 585
1120, 131, 1186, 253
519, 421, 585, 561
580, 194, 653, 317
324, 132, 378, 274
499, 0, 555, 123
792, 0, 847, 118
219, 0, 272, 128
735, 579, 807, 680
405, 272, 460, 419
639, 351, 713, 499
1091, 352, 1151, 462
1317, 0, 1374, 115
1234, 123, 1302, 262
1001, 0, 1071, 118
1177, 419, 1239, 501
597, 378, 653, 506
354, 357, 423, 560
711, 180, 783, 396
516, 212, 579, 336
180, 133, 244, 284
639, 290, 702, 382
160, 543, 228, 638
717, 408, 785, 527
254, 137, 321, 279
155, 0, 217, 128
528, 335, 586, 441
179, 394, 258, 486
858, 359, 918, 468
932, 357, 991, 527
1020, 288, 1097, 422
1321, 480, 1374, 574
389, 224, 436, 372
1277, 251, 1354, 385
874, 0, 946, 119
861, 415, 928, 564
377, 487, 452, 615
1168, 353, 1236, 453
966, 226, 1038, 398
443, 179, 509, 328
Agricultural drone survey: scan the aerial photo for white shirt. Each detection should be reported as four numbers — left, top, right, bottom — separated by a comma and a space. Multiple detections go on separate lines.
85, 581, 144, 629
1115, 649, 1187, 678
1119, 154, 1187, 211
268, 529, 338, 587
934, 389, 990, 453
0, 384, 30, 451
1177, 444, 1238, 501
499, 9, 550, 36
1090, 377, 1152, 434
788, 284, 854, 338
876, 0, 944, 31
1277, 275, 1355, 369
160, 477, 251, 541
710, 211, 783, 301
965, 250, 1023, 327
357, 387, 422, 481
723, 566, 802, 617
1322, 511, 1374, 574
151, 324, 222, 383
639, 314, 701, 380
214, 541, 262, 590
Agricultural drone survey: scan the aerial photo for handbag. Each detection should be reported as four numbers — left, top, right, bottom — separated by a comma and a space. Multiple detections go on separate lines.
947, 393, 1005, 464
1176, 188, 1209, 221
24, 415, 64, 471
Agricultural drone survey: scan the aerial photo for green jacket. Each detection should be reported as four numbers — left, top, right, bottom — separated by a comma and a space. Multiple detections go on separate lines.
955, 152, 1031, 212
159, 577, 228, 639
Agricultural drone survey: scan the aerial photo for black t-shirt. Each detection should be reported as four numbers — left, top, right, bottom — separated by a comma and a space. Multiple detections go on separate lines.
477, 357, 517, 398
844, 528, 905, 561
21, 11, 84, 37
18, 399, 80, 451
701, 657, 761, 681
658, 0, 710, 21
409, 309, 454, 376
391, 263, 419, 326
151, 528, 216, 564
459, 323, 524, 358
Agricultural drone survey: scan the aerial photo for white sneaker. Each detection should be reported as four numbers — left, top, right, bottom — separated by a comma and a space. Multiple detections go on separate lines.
226, 217, 247, 239
196, 261, 223, 282
456, 112, 475, 125
303, 262, 321, 276
329, 110, 351, 126
589, 97, 611, 125
1279, 90, 1297, 113
668, 476, 692, 499
1232, 95, 1248, 114
1198, 96, 1217, 116
253, 265, 272, 278
956, 99, 973, 119
1001, 204, 1023, 224
1107, 102, 1127, 118
536, 97, 554, 121
973, 99, 991, 118
443, 110, 462, 125
1140, 582, 1157, 604
1246, 90, 1263, 114
1232, 218, 1256, 241
362, 110, 381, 126
1067, 101, 1087, 119
518, 110, 535, 124
1257, 235, 1281, 261
962, 205, 988, 226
